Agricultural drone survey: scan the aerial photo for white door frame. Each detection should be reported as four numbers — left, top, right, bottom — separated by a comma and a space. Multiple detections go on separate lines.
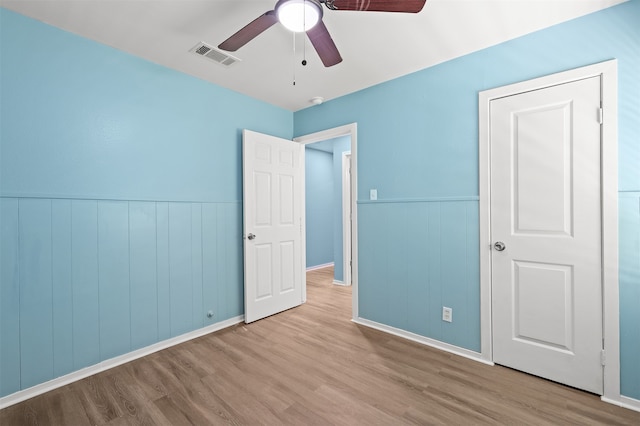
478, 60, 622, 403
342, 152, 352, 286
295, 123, 358, 320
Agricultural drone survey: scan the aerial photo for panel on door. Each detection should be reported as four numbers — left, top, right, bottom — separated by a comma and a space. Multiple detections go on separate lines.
491, 76, 603, 394
243, 130, 304, 323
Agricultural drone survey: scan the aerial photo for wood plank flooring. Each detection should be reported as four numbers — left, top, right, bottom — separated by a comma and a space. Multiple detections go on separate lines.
1, 266, 639, 425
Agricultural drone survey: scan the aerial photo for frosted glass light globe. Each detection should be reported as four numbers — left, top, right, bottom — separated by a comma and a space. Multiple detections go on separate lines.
276, 0, 321, 33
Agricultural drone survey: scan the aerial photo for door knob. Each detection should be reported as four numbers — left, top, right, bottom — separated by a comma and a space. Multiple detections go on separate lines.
247, 233, 256, 240
494, 241, 506, 251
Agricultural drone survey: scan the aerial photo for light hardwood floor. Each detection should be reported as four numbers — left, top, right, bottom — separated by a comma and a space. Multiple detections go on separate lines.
1, 266, 639, 425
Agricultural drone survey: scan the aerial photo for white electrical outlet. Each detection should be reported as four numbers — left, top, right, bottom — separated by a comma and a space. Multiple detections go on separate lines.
442, 306, 453, 323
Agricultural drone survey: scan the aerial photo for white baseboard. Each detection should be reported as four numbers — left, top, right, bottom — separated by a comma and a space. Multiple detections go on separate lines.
352, 317, 493, 366
306, 262, 334, 271
601, 395, 640, 413
333, 280, 350, 286
0, 315, 244, 410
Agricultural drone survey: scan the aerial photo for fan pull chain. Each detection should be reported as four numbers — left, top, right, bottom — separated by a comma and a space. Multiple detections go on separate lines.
302, 30, 307, 66
302, 0, 307, 66
292, 31, 296, 86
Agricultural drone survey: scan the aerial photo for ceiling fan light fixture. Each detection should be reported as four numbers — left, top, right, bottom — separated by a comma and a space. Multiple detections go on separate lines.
276, 0, 322, 33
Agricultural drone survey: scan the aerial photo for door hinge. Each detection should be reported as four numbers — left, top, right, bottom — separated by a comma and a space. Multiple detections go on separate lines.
600, 349, 606, 366
598, 107, 604, 124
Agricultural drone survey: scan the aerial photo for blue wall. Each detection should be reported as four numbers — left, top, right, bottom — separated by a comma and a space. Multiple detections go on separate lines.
620, 193, 640, 399
358, 200, 480, 348
0, 8, 292, 398
1, 199, 242, 392
295, 0, 640, 398
305, 148, 334, 268
0, 11, 291, 202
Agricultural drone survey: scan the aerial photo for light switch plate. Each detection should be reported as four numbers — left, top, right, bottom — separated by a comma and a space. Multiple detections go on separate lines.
370, 189, 378, 200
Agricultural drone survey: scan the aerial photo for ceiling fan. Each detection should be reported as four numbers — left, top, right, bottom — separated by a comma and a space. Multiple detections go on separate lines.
218, 0, 427, 67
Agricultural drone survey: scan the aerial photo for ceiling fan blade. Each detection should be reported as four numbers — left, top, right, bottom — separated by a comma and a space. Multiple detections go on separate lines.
218, 10, 278, 51
327, 0, 426, 13
307, 21, 342, 67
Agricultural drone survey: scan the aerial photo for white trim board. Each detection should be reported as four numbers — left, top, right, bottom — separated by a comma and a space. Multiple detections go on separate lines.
478, 60, 621, 405
353, 317, 493, 366
0, 315, 244, 410
601, 396, 640, 413
295, 123, 359, 321
342, 151, 352, 287
306, 262, 334, 271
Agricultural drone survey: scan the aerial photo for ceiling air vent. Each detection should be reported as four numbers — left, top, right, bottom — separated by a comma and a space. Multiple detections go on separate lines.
190, 42, 240, 67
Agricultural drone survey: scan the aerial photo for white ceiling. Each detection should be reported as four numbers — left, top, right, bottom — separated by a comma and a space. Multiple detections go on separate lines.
1, 0, 626, 111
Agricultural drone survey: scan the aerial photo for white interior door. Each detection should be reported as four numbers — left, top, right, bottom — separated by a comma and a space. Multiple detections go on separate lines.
243, 130, 304, 323
491, 76, 603, 394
